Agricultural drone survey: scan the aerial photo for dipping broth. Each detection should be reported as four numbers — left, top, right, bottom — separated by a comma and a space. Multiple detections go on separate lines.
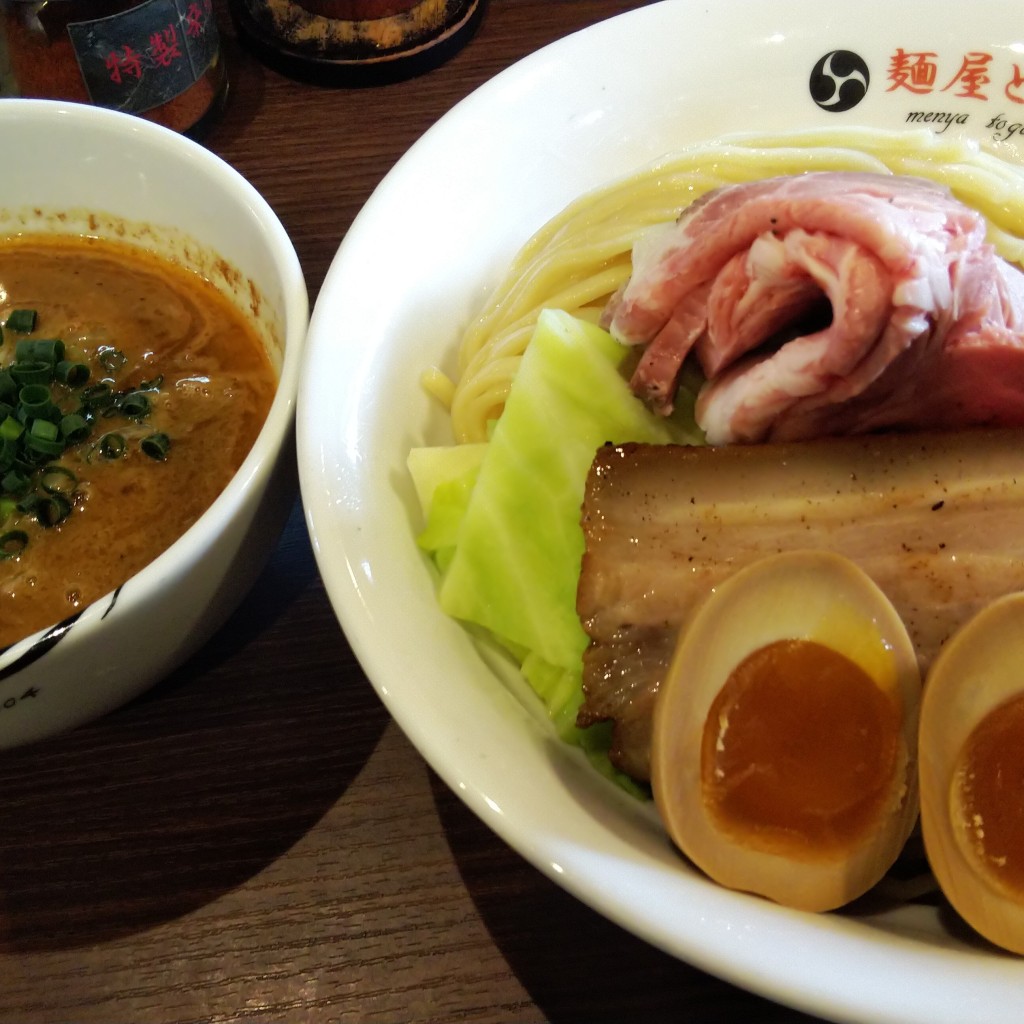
0, 235, 277, 648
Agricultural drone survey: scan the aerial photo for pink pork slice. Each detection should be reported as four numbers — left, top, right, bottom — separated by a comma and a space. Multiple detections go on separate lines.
603, 171, 1024, 443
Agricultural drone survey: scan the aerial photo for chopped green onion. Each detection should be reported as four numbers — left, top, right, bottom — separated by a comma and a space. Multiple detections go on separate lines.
6, 309, 37, 333
55, 360, 89, 386
98, 348, 127, 375
141, 432, 171, 460
118, 391, 150, 418
29, 418, 58, 442
0, 322, 172, 541
97, 432, 125, 459
0, 528, 27, 558
34, 492, 71, 527
25, 419, 64, 457
39, 465, 76, 495
59, 413, 89, 444
81, 381, 113, 410
15, 338, 64, 365
18, 384, 53, 418
0, 415, 23, 442
1, 468, 29, 495
10, 360, 51, 386
25, 438, 64, 458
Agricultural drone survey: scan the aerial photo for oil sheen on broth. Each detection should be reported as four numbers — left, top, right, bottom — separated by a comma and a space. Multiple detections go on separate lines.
0, 235, 277, 647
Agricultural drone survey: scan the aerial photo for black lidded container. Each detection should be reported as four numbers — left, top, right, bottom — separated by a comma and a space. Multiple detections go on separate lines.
229, 0, 486, 86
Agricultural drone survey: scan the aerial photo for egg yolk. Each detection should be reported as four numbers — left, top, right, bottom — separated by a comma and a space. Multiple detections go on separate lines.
700, 638, 901, 858
955, 693, 1024, 899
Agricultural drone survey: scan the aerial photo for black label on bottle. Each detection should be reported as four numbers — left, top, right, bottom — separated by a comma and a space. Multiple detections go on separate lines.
66, 0, 219, 113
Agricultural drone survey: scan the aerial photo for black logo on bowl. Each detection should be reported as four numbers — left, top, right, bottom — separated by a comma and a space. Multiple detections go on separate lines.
810, 51, 870, 112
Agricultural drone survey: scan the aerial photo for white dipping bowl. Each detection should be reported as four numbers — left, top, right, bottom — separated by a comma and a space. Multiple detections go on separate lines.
0, 99, 308, 746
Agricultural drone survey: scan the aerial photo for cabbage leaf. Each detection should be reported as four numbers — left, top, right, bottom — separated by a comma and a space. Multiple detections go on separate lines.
410, 309, 686, 783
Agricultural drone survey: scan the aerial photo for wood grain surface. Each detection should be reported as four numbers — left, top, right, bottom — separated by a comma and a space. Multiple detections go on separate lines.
0, 3, 824, 1021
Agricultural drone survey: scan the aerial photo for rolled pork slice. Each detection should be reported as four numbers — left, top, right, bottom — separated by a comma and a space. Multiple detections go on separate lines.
603, 172, 1024, 444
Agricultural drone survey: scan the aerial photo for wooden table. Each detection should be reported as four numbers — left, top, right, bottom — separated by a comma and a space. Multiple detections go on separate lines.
0, 3, 823, 1021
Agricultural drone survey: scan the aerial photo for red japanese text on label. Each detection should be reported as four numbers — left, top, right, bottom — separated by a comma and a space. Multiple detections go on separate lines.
888, 48, 1024, 105
185, 0, 213, 38
105, 46, 144, 85
103, 3, 211, 86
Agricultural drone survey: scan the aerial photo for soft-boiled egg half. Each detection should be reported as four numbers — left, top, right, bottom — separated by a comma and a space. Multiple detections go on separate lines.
651, 550, 922, 912
920, 592, 1024, 954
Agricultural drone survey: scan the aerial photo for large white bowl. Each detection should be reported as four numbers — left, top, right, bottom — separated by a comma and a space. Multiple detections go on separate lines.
299, 2, 1024, 1020
0, 100, 308, 745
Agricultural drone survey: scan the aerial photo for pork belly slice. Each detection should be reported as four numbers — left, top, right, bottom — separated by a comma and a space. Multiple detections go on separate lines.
576, 430, 1024, 782
602, 171, 1024, 443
